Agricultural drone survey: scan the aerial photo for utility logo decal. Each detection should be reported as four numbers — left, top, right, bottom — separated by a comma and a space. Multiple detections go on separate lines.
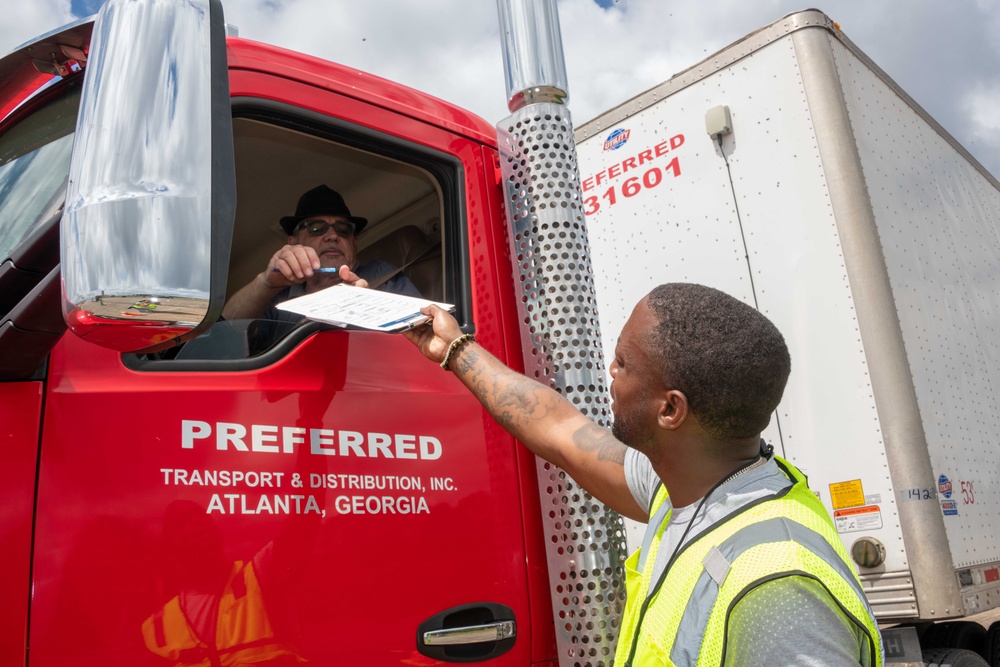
938, 474, 953, 499
603, 128, 630, 151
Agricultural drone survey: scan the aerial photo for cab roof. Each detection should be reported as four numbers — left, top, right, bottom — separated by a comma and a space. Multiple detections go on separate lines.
1, 18, 497, 148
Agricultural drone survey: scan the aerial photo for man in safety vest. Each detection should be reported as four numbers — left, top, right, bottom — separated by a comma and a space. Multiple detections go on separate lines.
405, 283, 883, 666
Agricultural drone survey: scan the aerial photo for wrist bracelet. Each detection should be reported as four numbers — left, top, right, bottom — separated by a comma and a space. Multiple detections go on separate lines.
441, 333, 475, 371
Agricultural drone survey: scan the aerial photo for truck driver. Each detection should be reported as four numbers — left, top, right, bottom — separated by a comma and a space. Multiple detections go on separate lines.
222, 185, 421, 346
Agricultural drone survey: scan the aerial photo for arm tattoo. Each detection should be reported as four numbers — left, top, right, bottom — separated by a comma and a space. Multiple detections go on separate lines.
454, 348, 479, 375
459, 347, 552, 428
571, 422, 627, 465
456, 345, 626, 466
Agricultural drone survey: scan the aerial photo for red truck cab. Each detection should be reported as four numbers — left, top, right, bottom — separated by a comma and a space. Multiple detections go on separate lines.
0, 9, 561, 666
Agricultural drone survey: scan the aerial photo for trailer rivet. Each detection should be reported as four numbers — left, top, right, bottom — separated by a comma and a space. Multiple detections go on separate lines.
850, 537, 886, 568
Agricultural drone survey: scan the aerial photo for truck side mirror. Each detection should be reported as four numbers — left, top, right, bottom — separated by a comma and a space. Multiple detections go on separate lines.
60, 0, 235, 352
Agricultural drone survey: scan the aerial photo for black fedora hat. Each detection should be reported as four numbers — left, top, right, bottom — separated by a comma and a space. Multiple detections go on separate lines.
279, 185, 368, 235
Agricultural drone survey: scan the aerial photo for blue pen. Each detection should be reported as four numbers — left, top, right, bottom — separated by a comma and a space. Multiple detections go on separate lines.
272, 267, 340, 273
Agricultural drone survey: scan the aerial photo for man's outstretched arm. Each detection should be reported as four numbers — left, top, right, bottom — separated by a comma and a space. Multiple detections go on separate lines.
404, 305, 646, 521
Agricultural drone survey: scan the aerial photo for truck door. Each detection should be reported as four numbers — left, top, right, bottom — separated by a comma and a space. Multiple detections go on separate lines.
0, 78, 80, 665
0, 383, 42, 663
27, 68, 539, 666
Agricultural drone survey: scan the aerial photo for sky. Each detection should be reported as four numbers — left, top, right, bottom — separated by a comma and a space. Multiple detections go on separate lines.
4, 0, 1000, 178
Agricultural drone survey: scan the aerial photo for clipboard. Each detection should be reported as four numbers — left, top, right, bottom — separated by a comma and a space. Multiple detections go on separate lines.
275, 283, 453, 333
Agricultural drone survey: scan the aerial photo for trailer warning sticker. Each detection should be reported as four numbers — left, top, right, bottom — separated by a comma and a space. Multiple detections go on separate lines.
829, 479, 865, 509
940, 500, 959, 516
833, 505, 882, 533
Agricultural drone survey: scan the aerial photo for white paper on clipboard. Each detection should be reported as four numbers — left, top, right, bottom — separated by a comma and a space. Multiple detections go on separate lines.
275, 283, 453, 333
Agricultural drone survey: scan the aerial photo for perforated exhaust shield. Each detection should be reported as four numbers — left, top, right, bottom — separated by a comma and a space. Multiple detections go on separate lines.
497, 103, 627, 667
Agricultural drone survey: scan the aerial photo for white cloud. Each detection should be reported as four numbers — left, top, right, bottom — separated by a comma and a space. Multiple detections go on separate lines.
964, 84, 1000, 153
3, 0, 1000, 176
1, 1, 75, 57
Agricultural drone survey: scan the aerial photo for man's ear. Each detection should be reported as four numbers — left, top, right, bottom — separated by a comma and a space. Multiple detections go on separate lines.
658, 390, 689, 430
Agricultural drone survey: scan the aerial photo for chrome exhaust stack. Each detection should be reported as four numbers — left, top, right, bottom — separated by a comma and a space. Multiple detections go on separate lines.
496, 2, 627, 665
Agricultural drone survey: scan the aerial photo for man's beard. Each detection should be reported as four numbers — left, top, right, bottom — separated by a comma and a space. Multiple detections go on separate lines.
611, 410, 641, 447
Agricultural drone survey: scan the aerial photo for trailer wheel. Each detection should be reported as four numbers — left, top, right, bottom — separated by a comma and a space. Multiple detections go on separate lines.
922, 621, 988, 658
923, 647, 989, 667
986, 621, 1000, 666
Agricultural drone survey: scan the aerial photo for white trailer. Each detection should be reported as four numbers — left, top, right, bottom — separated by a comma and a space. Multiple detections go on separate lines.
575, 8, 1000, 660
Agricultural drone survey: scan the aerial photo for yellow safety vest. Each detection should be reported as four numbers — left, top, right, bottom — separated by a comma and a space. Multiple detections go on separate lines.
615, 456, 882, 667
142, 560, 304, 666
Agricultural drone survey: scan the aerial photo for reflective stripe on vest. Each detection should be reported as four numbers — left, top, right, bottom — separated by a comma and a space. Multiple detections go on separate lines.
615, 456, 883, 667
675, 519, 876, 666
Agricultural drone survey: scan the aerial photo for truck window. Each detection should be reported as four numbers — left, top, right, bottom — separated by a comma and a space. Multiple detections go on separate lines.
136, 110, 462, 366
0, 85, 80, 261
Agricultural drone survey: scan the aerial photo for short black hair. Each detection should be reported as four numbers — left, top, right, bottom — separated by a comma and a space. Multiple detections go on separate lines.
645, 283, 791, 440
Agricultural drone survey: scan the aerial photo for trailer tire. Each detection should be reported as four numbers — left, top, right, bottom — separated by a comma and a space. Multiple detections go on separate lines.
922, 622, 988, 658
986, 621, 1000, 666
922, 647, 989, 667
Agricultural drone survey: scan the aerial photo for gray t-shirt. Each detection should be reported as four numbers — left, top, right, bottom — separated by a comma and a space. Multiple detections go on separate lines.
623, 448, 874, 666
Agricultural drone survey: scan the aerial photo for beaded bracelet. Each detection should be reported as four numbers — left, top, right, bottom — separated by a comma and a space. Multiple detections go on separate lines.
441, 333, 475, 371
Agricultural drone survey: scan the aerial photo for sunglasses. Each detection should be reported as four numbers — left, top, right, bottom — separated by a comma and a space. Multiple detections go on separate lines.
296, 219, 356, 237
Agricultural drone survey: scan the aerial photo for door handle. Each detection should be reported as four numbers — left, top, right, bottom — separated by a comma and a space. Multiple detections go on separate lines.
423, 620, 516, 646
417, 602, 517, 662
